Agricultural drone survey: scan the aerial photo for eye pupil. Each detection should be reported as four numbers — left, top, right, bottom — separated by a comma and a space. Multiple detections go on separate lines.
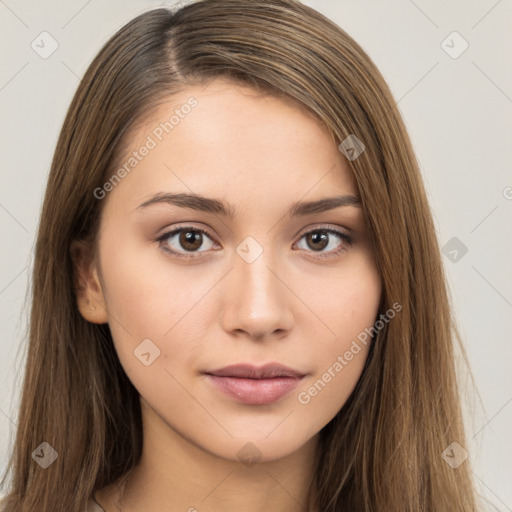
307, 231, 328, 251
180, 230, 202, 250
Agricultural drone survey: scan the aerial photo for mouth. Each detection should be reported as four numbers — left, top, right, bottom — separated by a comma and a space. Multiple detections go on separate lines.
203, 363, 306, 405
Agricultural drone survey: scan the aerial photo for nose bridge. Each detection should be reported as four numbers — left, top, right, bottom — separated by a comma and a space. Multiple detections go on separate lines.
221, 235, 293, 338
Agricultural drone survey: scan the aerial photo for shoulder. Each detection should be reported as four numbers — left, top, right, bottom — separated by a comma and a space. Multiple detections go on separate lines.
87, 498, 106, 512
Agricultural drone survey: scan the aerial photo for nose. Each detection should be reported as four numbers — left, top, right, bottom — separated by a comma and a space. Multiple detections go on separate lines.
220, 245, 294, 341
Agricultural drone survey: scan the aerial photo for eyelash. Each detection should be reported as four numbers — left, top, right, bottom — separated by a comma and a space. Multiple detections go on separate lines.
155, 224, 353, 260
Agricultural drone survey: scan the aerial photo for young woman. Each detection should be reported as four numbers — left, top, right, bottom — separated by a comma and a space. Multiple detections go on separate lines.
0, 1, 479, 510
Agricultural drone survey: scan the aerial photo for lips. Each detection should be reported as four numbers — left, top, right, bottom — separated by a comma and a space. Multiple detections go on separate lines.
206, 363, 305, 379
204, 363, 306, 405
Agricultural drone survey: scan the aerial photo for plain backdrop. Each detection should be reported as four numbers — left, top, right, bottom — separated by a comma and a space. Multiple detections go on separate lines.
0, 0, 511, 509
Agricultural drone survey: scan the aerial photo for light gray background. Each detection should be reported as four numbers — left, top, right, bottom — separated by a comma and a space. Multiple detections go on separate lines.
0, 0, 511, 509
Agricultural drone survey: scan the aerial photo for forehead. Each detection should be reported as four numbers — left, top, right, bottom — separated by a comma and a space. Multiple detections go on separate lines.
105, 78, 359, 212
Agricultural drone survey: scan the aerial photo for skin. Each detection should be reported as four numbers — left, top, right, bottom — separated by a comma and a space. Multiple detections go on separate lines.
74, 78, 382, 512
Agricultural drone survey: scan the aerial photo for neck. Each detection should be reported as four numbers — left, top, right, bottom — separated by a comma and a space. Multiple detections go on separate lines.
97, 399, 320, 512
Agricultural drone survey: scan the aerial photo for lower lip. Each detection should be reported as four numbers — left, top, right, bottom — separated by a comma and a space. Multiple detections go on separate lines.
205, 374, 303, 405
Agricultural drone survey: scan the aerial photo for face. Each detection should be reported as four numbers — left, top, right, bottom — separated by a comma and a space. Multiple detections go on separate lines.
77, 78, 381, 463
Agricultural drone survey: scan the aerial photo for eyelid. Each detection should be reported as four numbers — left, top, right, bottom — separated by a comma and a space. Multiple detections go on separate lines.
156, 223, 214, 241
295, 223, 352, 239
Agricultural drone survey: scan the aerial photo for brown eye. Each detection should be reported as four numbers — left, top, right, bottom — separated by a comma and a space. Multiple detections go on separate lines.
304, 231, 329, 251
179, 230, 203, 251
295, 227, 352, 258
158, 226, 217, 258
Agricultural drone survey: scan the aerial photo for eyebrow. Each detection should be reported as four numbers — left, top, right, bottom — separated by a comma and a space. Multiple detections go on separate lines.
136, 192, 361, 218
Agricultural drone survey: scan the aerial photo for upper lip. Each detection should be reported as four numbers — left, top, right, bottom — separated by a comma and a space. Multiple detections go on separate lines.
205, 363, 305, 379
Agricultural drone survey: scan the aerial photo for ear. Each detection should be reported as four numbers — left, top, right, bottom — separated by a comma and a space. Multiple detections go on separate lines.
70, 239, 109, 324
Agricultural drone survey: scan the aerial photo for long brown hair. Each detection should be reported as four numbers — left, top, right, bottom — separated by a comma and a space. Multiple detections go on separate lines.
1, 1, 479, 510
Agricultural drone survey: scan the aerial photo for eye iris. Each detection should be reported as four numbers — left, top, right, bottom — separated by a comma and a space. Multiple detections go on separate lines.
179, 230, 202, 251
306, 231, 328, 251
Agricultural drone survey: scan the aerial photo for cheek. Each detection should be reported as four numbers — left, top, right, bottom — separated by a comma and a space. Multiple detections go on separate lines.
97, 227, 214, 374
98, 223, 211, 332
296, 254, 381, 410
309, 251, 382, 349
